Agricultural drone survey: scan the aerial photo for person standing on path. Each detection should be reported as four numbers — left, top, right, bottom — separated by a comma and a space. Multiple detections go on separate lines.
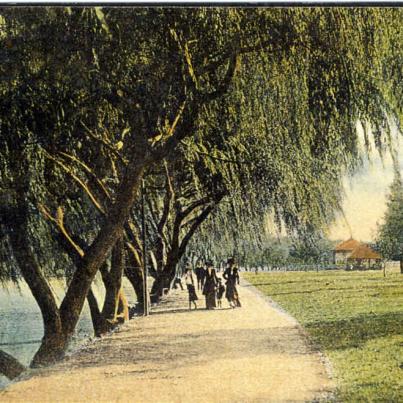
184, 266, 198, 310
216, 278, 225, 308
203, 261, 218, 309
223, 258, 242, 308
195, 262, 206, 290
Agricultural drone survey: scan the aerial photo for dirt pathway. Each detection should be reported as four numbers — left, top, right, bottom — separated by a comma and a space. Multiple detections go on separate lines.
1, 280, 334, 402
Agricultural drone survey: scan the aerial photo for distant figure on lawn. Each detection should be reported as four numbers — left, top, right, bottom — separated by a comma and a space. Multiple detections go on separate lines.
223, 258, 241, 308
203, 261, 218, 310
195, 262, 206, 290
184, 265, 198, 310
216, 278, 225, 308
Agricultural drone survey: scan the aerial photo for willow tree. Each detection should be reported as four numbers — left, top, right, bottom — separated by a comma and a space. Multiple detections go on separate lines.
0, 7, 402, 378
189, 8, 403, 266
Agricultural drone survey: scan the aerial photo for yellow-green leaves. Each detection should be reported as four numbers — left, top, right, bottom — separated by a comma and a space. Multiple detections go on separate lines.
95, 7, 110, 38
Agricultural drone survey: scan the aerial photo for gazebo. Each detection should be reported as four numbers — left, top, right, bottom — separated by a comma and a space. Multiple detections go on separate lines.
347, 244, 382, 269
333, 238, 361, 264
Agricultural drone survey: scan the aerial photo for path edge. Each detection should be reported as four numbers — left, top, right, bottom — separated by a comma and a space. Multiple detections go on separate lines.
241, 276, 337, 402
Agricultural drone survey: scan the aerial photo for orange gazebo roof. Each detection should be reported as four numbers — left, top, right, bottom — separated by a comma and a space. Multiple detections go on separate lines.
334, 238, 361, 252
348, 244, 382, 260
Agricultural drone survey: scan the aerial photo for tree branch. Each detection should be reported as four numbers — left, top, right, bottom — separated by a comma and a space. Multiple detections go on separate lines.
0, 350, 26, 380
180, 196, 211, 219
201, 52, 240, 102
43, 151, 105, 214
38, 205, 84, 258
158, 162, 174, 234
80, 120, 128, 166
178, 204, 214, 258
58, 152, 111, 200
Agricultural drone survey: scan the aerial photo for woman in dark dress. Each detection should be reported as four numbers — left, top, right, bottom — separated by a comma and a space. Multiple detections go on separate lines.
184, 266, 198, 310
203, 262, 218, 309
223, 258, 242, 308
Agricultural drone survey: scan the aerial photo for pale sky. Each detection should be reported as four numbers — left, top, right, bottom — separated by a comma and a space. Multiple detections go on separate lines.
327, 124, 403, 243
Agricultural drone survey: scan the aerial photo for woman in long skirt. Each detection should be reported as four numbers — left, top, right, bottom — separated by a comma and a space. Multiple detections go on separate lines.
203, 262, 218, 309
184, 266, 198, 310
223, 258, 242, 308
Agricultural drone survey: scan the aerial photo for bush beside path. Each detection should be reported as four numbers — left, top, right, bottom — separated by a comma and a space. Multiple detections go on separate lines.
1, 281, 333, 402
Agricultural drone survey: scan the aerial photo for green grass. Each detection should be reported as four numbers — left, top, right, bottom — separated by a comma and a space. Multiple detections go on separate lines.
243, 270, 403, 402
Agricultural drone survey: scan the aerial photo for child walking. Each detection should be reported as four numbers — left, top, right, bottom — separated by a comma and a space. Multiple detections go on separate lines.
184, 265, 198, 310
216, 278, 225, 308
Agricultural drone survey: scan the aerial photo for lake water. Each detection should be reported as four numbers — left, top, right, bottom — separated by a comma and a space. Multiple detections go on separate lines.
0, 277, 137, 389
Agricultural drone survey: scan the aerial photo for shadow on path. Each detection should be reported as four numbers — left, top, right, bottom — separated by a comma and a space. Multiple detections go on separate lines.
34, 325, 307, 378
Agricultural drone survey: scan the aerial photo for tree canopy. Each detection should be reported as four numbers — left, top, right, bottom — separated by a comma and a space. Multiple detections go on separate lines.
0, 6, 402, 375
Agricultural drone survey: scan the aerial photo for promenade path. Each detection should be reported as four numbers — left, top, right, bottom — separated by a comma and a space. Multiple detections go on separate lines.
1, 279, 334, 402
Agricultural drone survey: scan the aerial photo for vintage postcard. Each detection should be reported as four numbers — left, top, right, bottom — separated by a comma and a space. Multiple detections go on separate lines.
0, 2, 402, 402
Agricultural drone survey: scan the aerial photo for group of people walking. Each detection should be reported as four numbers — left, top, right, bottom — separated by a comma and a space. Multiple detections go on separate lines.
183, 258, 242, 310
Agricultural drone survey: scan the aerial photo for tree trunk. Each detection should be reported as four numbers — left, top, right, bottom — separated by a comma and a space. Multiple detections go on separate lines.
125, 242, 144, 314
154, 236, 167, 274
150, 270, 175, 303
52, 231, 116, 338
150, 251, 178, 302
54, 233, 122, 337
86, 287, 115, 337
400, 259, 403, 274
28, 88, 209, 363
0, 350, 26, 380
58, 157, 148, 346
8, 201, 65, 368
150, 202, 217, 302
117, 289, 129, 322
102, 238, 124, 320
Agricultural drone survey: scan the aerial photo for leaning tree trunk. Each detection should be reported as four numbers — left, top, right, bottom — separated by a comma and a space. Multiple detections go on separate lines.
52, 230, 118, 338
52, 156, 149, 365
0, 350, 26, 380
31, 89, 204, 364
59, 229, 129, 334
8, 201, 65, 368
55, 230, 119, 336
86, 287, 115, 337
102, 238, 125, 320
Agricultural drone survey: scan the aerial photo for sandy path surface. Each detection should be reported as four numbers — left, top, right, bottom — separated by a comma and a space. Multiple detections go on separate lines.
1, 280, 334, 402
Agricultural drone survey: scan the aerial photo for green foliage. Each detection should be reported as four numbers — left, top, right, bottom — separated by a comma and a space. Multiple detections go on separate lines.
186, 8, 403, 260
0, 7, 402, 283
245, 270, 403, 402
377, 173, 403, 261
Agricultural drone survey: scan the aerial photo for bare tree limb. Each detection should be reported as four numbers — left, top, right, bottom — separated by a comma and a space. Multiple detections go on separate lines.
38, 205, 84, 257
180, 196, 211, 220
80, 120, 128, 166
43, 151, 106, 214
58, 152, 111, 199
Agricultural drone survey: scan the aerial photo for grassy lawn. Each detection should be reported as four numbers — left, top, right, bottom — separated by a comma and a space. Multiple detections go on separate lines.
243, 270, 403, 402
